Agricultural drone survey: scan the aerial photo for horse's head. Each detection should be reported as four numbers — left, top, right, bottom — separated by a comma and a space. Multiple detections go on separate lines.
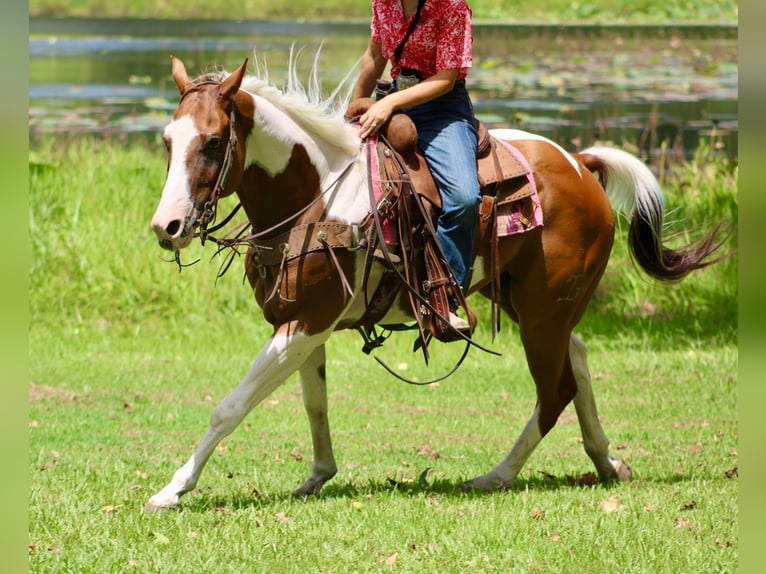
151, 55, 249, 252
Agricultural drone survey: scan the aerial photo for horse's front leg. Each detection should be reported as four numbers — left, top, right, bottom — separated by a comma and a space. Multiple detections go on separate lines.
292, 344, 338, 497
143, 325, 326, 512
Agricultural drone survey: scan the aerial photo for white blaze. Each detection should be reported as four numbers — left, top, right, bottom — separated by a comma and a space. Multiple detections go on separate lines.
151, 116, 199, 233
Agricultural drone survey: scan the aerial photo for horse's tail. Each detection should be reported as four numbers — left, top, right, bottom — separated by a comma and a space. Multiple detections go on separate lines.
579, 146, 730, 282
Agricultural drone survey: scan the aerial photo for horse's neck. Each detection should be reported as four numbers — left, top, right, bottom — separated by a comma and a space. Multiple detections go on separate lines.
244, 94, 354, 182
237, 93, 368, 230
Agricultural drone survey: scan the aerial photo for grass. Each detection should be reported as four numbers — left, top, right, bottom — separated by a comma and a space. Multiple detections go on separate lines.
28, 0, 738, 24
29, 330, 738, 572
28, 129, 737, 571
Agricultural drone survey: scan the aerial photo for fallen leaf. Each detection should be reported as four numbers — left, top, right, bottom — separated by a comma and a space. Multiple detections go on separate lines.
600, 496, 625, 513
530, 508, 546, 520
273, 511, 291, 523
550, 530, 561, 541
680, 500, 697, 511
416, 445, 440, 459
566, 472, 597, 487
101, 504, 123, 515
382, 552, 399, 565
674, 518, 695, 530
725, 466, 738, 479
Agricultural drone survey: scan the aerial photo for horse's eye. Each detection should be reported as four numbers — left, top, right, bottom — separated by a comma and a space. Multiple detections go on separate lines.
205, 137, 223, 152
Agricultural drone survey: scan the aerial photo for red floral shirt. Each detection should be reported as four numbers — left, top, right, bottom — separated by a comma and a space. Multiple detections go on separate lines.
370, 0, 473, 81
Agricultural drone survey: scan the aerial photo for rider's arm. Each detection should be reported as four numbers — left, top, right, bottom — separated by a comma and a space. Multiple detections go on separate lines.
354, 40, 388, 100
358, 68, 459, 139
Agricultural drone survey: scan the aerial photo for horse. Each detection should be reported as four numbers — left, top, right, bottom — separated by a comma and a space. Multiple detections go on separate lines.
145, 55, 727, 512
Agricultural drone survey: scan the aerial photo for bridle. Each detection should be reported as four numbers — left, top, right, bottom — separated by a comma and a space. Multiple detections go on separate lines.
169, 79, 363, 279
165, 84, 495, 382
174, 80, 242, 247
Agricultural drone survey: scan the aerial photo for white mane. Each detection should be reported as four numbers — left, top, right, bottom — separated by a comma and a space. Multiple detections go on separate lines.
239, 48, 361, 158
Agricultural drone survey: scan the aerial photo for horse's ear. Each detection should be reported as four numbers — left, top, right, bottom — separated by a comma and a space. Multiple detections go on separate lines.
170, 55, 193, 95
219, 58, 249, 103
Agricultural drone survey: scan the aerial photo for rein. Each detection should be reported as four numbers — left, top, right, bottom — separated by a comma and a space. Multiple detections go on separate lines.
358, 134, 500, 385
172, 80, 497, 384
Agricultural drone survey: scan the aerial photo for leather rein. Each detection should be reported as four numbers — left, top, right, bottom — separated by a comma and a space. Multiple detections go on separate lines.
171, 82, 497, 382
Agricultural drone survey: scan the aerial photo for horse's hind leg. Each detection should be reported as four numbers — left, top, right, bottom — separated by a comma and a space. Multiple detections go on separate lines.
462, 321, 576, 492
569, 333, 632, 481
293, 344, 338, 497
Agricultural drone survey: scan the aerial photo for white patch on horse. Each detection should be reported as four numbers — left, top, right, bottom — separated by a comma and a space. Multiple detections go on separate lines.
491, 128, 582, 176
322, 158, 370, 225
152, 116, 198, 228
246, 96, 303, 177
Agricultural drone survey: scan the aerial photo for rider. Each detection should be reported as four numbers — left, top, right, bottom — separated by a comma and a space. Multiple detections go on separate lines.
354, 0, 479, 333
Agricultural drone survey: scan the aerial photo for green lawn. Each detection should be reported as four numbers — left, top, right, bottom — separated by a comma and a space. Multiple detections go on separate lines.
28, 131, 737, 571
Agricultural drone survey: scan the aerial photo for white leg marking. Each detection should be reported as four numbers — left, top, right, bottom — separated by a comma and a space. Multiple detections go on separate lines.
464, 404, 543, 492
292, 344, 338, 497
144, 327, 328, 511
570, 333, 632, 481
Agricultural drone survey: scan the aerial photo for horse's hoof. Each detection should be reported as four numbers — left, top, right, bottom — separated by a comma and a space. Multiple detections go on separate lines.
292, 478, 327, 498
610, 457, 633, 481
142, 498, 179, 513
292, 468, 336, 498
461, 473, 511, 493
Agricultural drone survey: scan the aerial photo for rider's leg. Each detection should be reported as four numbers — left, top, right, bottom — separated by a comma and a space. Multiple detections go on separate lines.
403, 82, 480, 329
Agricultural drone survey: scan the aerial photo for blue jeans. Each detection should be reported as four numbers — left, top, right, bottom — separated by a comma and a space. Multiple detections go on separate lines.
402, 81, 479, 293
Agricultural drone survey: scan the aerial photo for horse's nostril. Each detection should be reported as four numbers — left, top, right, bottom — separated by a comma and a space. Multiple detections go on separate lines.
165, 220, 181, 236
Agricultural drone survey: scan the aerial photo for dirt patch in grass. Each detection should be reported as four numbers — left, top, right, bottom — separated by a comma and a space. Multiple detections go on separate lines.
29, 381, 79, 402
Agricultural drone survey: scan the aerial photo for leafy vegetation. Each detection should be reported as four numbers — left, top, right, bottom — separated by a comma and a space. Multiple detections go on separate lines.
28, 0, 738, 24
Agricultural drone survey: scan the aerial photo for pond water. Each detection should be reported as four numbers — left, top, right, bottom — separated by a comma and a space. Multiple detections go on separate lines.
29, 18, 738, 160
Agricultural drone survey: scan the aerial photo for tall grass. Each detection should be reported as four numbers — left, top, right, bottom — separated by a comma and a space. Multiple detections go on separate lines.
29, 133, 737, 572
29, 136, 259, 338
29, 133, 737, 346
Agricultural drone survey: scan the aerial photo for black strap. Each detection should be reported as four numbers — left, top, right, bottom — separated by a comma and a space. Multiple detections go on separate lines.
394, 0, 427, 62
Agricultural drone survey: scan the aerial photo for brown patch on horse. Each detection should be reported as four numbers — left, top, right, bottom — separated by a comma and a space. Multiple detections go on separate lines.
238, 144, 321, 233
239, 144, 356, 333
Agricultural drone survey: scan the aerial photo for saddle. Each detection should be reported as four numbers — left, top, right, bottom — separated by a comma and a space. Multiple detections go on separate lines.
346, 98, 537, 352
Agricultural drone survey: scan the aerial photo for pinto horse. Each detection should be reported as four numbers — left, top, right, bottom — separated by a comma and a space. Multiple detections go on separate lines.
145, 56, 725, 511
